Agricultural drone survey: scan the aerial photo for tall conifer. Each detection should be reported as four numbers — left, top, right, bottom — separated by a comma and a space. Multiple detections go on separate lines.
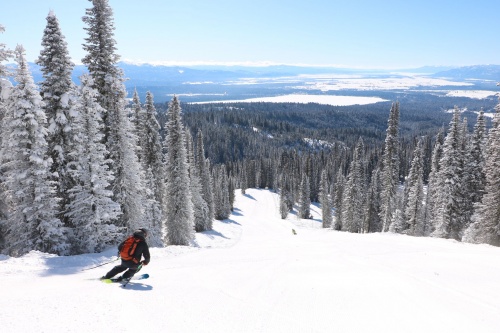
403, 140, 425, 235
65, 75, 121, 253
341, 138, 366, 233
464, 95, 500, 245
298, 174, 311, 219
196, 130, 214, 227
379, 102, 400, 232
36, 11, 76, 224
432, 107, 465, 240
320, 170, 332, 228
163, 96, 194, 245
1, 46, 66, 256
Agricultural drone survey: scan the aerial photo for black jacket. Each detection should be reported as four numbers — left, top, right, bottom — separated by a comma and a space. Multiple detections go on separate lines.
118, 231, 151, 265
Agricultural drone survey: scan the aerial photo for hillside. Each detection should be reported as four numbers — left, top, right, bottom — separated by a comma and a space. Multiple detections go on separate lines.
1, 189, 500, 332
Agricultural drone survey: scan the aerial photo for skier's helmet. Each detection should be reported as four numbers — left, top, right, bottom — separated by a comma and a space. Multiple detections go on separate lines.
139, 228, 149, 238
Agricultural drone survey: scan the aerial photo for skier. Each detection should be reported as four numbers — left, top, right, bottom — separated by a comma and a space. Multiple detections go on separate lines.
101, 228, 151, 282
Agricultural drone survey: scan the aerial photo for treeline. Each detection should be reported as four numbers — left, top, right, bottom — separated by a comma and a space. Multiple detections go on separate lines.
172, 99, 499, 245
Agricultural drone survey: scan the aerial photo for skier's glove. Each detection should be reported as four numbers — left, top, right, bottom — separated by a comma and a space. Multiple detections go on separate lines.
141, 260, 149, 266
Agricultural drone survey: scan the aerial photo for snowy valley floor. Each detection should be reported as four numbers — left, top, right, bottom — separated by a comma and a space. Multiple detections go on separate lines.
1, 188, 500, 332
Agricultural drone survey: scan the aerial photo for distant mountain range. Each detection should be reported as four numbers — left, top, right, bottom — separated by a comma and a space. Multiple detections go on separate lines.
16, 62, 499, 86
6, 62, 499, 102
431, 65, 500, 80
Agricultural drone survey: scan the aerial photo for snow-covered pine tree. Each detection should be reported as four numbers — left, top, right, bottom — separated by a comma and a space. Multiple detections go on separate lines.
228, 171, 235, 210
463, 93, 500, 245
213, 165, 231, 220
364, 168, 381, 232
196, 130, 214, 228
109, 77, 146, 232
241, 163, 248, 195
279, 174, 289, 219
379, 102, 400, 232
140, 91, 165, 240
36, 11, 76, 225
163, 96, 194, 245
0, 24, 13, 248
403, 140, 425, 236
459, 117, 476, 232
82, 0, 121, 138
186, 130, 209, 232
432, 107, 465, 240
333, 168, 345, 231
319, 170, 332, 228
142, 168, 163, 247
65, 75, 121, 253
1, 46, 67, 256
468, 109, 487, 209
423, 127, 444, 236
341, 137, 366, 233
131, 89, 145, 157
82, 0, 147, 234
305, 155, 320, 203
255, 159, 262, 188
298, 173, 311, 219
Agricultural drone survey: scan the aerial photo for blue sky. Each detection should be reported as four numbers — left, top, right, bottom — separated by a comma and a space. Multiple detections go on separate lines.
1, 0, 498, 68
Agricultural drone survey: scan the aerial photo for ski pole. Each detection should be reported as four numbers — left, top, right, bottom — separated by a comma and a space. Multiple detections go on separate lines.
82, 257, 119, 271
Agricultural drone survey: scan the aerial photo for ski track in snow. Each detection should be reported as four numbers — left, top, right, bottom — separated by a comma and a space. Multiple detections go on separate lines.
1, 188, 500, 332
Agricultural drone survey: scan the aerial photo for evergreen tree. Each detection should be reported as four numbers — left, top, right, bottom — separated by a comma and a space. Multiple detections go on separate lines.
279, 174, 289, 219
213, 165, 231, 220
140, 91, 165, 238
36, 11, 76, 224
186, 131, 209, 232
460, 118, 475, 232
0, 24, 13, 248
333, 168, 345, 231
196, 130, 214, 228
432, 107, 465, 240
298, 174, 311, 219
65, 75, 121, 253
241, 163, 248, 195
468, 110, 487, 208
341, 138, 366, 233
364, 168, 381, 232
1, 46, 67, 256
163, 96, 194, 245
463, 96, 500, 245
142, 167, 163, 247
319, 170, 332, 228
403, 140, 425, 236
82, 0, 121, 130
131, 88, 144, 154
228, 171, 235, 210
423, 128, 444, 235
379, 102, 400, 232
82, 0, 147, 234
109, 77, 146, 232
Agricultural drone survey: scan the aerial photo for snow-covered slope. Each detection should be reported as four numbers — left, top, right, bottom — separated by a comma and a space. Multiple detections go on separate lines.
1, 189, 500, 332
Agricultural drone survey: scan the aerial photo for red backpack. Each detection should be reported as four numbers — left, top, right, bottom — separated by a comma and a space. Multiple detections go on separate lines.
120, 236, 141, 263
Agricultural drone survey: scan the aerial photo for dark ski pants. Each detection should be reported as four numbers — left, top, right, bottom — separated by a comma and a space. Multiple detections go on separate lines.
104, 260, 139, 279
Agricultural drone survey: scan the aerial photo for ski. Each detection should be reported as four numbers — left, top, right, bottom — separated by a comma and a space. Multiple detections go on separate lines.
101, 273, 149, 285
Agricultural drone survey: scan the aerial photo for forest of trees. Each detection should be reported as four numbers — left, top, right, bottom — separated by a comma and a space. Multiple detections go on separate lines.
0, 1, 219, 256
0, 0, 499, 257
